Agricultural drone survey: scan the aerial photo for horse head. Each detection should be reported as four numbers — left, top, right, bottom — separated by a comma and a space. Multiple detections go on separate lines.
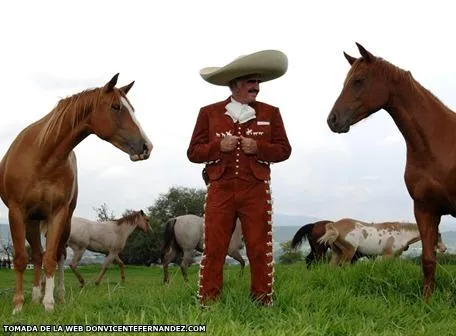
89, 74, 153, 161
135, 209, 150, 232
327, 43, 392, 133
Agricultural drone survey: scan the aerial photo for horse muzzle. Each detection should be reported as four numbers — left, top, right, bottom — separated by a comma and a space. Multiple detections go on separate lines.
129, 140, 153, 162
327, 110, 351, 133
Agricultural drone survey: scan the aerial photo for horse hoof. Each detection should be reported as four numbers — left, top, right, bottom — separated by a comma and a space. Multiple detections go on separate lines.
58, 292, 65, 304
43, 300, 54, 312
12, 304, 23, 315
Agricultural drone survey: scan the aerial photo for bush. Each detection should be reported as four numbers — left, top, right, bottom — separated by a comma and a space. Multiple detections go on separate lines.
278, 240, 304, 264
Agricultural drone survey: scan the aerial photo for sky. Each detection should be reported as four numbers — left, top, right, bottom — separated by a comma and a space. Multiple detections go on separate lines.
1, 1, 456, 231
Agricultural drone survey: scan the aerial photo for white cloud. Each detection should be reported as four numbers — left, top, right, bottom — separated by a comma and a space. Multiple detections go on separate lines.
99, 166, 126, 179
378, 135, 402, 146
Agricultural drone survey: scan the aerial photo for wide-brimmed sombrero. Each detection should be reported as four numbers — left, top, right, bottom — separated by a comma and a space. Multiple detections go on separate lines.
200, 50, 288, 86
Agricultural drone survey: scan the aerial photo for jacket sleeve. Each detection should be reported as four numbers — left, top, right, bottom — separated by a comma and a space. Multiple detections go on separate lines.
256, 108, 292, 163
187, 108, 222, 164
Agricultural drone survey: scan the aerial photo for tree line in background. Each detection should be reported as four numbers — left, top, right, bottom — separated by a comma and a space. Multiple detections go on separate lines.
95, 186, 206, 265
0, 185, 305, 267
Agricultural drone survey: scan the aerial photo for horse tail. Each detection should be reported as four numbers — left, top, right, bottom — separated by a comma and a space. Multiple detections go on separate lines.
317, 223, 339, 246
161, 218, 181, 262
291, 223, 314, 249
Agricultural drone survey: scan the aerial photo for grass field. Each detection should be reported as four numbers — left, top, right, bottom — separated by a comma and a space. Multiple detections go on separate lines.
0, 259, 456, 336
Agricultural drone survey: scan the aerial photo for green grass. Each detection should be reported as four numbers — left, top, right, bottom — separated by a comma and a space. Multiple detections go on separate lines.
0, 259, 456, 335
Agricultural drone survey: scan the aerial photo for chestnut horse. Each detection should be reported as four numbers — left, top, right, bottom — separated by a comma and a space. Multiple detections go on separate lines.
291, 220, 367, 267
318, 218, 447, 265
327, 42, 456, 300
0, 74, 153, 313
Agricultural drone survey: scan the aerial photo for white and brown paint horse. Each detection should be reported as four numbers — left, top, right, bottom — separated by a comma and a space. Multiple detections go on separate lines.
65, 210, 150, 287
318, 218, 447, 265
161, 214, 244, 284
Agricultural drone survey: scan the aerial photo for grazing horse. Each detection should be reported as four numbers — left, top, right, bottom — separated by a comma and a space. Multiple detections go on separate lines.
0, 74, 152, 313
291, 220, 333, 267
65, 210, 150, 287
318, 218, 447, 266
327, 42, 456, 300
291, 220, 368, 267
162, 214, 244, 284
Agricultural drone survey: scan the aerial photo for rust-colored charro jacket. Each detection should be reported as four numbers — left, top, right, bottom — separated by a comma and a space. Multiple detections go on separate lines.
187, 97, 291, 181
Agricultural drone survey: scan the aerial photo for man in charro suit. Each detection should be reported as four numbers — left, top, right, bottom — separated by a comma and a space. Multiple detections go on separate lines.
187, 50, 291, 306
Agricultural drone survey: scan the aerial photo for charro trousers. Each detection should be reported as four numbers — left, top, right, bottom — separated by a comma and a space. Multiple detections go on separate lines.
197, 177, 274, 306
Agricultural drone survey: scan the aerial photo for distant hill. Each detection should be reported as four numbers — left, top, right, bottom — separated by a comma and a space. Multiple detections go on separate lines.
272, 213, 322, 227
2, 217, 456, 262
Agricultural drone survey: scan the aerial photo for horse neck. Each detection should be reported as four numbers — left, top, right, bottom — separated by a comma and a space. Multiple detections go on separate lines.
115, 219, 138, 244
403, 228, 421, 246
392, 225, 420, 244
37, 97, 95, 169
386, 73, 454, 157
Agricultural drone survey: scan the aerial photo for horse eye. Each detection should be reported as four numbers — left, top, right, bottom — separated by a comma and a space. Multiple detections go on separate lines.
111, 103, 121, 110
353, 78, 364, 88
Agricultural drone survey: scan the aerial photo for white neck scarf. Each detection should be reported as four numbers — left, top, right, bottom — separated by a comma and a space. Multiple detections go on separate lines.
225, 98, 256, 124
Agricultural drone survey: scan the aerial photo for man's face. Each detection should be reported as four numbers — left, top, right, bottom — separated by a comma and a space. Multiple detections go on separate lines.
231, 76, 261, 104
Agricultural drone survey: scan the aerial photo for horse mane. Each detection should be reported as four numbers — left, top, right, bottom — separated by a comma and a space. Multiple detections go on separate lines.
116, 211, 142, 226
347, 57, 454, 115
36, 88, 110, 147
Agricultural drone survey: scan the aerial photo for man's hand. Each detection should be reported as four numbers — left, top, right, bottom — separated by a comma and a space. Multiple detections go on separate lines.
220, 135, 240, 152
240, 136, 257, 154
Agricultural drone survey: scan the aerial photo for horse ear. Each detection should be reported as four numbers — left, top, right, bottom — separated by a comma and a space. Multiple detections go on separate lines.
104, 73, 119, 93
120, 81, 135, 95
140, 209, 145, 215
355, 42, 374, 62
343, 52, 357, 65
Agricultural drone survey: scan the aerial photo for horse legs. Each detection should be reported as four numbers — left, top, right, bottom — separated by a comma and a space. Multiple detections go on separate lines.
305, 251, 315, 268
69, 247, 86, 287
329, 242, 347, 266
228, 249, 245, 274
414, 204, 440, 302
332, 239, 356, 265
95, 252, 116, 285
8, 205, 28, 314
315, 244, 330, 265
56, 253, 66, 303
162, 247, 177, 284
329, 248, 341, 266
42, 207, 69, 312
180, 250, 194, 282
55, 228, 69, 304
114, 255, 125, 283
340, 247, 356, 264
26, 220, 43, 304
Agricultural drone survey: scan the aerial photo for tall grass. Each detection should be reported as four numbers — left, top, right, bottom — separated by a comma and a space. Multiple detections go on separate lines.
0, 259, 455, 335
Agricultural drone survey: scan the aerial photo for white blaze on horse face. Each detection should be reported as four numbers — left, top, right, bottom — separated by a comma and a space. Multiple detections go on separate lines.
120, 96, 153, 152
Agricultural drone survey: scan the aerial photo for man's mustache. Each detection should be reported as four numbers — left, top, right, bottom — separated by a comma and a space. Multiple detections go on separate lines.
248, 89, 259, 94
